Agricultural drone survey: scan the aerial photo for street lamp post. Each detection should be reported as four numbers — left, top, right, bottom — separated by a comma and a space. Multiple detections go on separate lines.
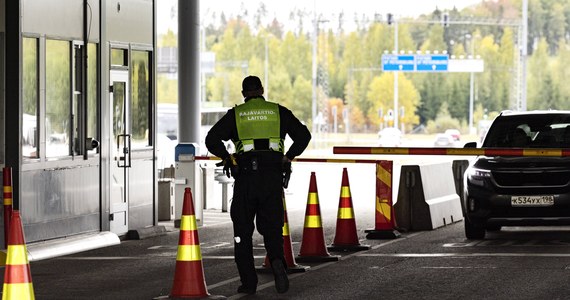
469, 68, 475, 134
466, 34, 474, 135
265, 34, 269, 99
312, 15, 318, 134
466, 33, 481, 135
521, 0, 528, 111
393, 20, 399, 130
311, 12, 328, 135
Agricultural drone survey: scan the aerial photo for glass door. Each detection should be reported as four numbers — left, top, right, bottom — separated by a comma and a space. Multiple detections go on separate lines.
110, 70, 130, 235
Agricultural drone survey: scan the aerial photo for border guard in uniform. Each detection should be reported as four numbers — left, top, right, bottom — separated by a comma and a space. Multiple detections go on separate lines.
205, 75, 311, 295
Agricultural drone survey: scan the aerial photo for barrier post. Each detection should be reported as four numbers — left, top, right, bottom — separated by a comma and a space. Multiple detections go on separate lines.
365, 161, 400, 239
3, 167, 13, 249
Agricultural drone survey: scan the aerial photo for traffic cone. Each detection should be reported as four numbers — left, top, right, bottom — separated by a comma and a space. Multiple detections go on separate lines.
365, 161, 400, 239
3, 210, 34, 300
296, 172, 340, 263
257, 192, 309, 273
328, 168, 370, 252
155, 188, 225, 299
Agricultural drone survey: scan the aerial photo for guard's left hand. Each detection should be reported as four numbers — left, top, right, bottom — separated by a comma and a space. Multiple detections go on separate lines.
223, 154, 238, 178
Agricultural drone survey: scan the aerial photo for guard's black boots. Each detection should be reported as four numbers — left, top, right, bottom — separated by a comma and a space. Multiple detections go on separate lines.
271, 259, 289, 294
237, 285, 256, 295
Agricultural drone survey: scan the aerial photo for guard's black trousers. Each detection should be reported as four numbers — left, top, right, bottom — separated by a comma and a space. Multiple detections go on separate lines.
230, 153, 285, 288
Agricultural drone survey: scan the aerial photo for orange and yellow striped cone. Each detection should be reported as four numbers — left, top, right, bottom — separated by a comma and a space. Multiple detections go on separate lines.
155, 188, 225, 299
3, 210, 34, 300
257, 192, 309, 273
296, 172, 340, 263
328, 168, 370, 252
365, 161, 400, 239
3, 167, 13, 249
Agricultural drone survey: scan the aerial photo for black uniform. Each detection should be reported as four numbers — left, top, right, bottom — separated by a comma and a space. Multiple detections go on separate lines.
205, 96, 311, 290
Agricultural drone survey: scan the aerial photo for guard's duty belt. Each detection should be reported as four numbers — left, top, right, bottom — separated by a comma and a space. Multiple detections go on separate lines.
237, 151, 282, 173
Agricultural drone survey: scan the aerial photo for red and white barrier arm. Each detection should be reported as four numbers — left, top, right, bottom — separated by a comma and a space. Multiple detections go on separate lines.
332, 146, 570, 157
195, 156, 380, 164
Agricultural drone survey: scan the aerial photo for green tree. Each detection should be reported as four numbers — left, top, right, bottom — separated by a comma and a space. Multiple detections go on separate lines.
476, 35, 503, 111
553, 40, 570, 107
527, 0, 546, 55
366, 73, 420, 131
545, 2, 566, 54
528, 38, 549, 110
289, 75, 312, 123
426, 102, 461, 134
159, 29, 177, 47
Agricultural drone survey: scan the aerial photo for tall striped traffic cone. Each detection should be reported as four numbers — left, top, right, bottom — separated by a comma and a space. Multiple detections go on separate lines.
328, 168, 370, 252
155, 188, 225, 299
365, 161, 400, 239
296, 172, 340, 263
3, 167, 13, 249
3, 210, 34, 300
257, 192, 309, 273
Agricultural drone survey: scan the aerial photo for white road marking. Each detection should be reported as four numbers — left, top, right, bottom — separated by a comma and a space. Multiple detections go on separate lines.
421, 266, 497, 269
358, 253, 570, 257
443, 239, 570, 247
58, 257, 142, 260
221, 231, 428, 299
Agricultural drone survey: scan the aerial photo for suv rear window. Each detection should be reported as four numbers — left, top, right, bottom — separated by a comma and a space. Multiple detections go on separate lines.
483, 114, 570, 148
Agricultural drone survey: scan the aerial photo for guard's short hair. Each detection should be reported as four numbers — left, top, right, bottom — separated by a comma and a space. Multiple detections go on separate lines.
242, 76, 263, 94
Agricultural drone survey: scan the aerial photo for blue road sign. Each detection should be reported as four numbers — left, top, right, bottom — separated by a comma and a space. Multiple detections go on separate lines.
382, 54, 415, 72
416, 54, 449, 72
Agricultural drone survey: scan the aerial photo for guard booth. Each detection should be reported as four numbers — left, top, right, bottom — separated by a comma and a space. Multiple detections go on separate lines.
0, 0, 161, 249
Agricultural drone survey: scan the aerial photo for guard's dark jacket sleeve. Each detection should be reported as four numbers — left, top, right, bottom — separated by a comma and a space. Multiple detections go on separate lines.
279, 105, 311, 160
205, 108, 237, 160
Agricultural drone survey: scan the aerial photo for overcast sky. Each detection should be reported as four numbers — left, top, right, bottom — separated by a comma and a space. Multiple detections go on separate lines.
158, 0, 483, 34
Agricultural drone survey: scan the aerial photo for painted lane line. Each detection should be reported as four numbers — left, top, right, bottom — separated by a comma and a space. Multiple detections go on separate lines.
218, 231, 429, 299
57, 257, 142, 260
421, 266, 497, 269
202, 255, 265, 260
200, 242, 232, 249
358, 253, 570, 257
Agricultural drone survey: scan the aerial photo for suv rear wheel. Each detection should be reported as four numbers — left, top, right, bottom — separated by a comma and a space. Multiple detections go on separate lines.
464, 218, 486, 239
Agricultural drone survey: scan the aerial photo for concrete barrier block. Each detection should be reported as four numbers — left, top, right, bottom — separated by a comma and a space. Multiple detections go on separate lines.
394, 161, 463, 231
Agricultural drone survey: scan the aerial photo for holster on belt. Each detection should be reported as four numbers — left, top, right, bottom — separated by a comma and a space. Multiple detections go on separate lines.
282, 161, 292, 188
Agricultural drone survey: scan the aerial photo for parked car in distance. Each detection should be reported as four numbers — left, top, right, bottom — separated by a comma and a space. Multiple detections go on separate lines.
378, 127, 402, 147
433, 133, 456, 147
463, 110, 570, 239
444, 128, 461, 141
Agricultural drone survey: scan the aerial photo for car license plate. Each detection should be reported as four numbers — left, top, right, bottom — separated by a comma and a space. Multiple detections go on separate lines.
511, 195, 554, 206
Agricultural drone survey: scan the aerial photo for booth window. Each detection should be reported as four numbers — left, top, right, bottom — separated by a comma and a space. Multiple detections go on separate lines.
111, 48, 128, 67
87, 43, 98, 154
72, 42, 99, 157
22, 37, 39, 159
131, 50, 150, 148
46, 39, 71, 158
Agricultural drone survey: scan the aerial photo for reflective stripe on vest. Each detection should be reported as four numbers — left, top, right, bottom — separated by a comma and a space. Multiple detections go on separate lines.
234, 98, 283, 153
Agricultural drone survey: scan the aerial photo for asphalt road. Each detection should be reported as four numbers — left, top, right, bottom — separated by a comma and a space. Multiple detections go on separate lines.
5, 156, 570, 299
13, 201, 570, 299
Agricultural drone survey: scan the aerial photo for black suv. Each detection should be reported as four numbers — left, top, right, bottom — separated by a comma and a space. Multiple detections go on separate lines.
463, 111, 570, 239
